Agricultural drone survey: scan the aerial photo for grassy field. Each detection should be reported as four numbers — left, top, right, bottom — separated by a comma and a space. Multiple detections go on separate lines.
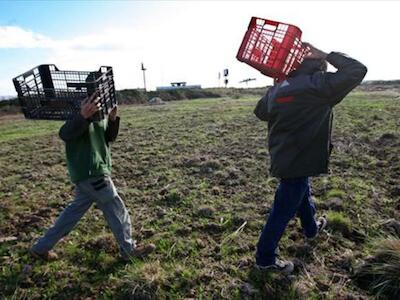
0, 93, 399, 299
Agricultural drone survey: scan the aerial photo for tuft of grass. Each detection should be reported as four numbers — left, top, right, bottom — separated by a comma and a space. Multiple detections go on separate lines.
326, 211, 352, 235
354, 237, 400, 299
118, 260, 166, 299
162, 189, 184, 205
326, 189, 346, 199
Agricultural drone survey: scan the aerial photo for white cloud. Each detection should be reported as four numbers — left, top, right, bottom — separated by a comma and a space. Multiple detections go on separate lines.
0, 26, 53, 48
0, 78, 15, 96
0, 26, 154, 92
0, 25, 143, 51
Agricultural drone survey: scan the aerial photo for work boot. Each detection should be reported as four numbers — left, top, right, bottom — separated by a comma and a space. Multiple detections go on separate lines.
30, 249, 59, 261
133, 243, 156, 257
122, 243, 156, 261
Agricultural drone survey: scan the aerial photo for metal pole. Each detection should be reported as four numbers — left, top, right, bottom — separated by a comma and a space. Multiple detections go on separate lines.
143, 70, 146, 91
141, 63, 147, 91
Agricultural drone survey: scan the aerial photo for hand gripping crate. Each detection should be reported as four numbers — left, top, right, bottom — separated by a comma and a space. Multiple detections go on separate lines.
13, 65, 117, 121
236, 17, 309, 81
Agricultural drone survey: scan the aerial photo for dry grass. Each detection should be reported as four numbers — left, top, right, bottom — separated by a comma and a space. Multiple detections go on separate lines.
354, 237, 400, 299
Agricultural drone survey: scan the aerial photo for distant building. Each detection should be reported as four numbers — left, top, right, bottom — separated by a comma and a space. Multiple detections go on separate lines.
156, 82, 201, 91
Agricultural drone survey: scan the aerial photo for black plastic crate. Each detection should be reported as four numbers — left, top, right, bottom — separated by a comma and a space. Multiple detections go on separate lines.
13, 64, 117, 120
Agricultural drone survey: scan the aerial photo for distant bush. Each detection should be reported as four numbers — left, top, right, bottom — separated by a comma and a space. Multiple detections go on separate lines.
117, 87, 267, 105
362, 80, 400, 86
116, 88, 221, 104
354, 237, 400, 299
0, 98, 20, 115
0, 98, 18, 107
147, 89, 222, 101
116, 89, 148, 104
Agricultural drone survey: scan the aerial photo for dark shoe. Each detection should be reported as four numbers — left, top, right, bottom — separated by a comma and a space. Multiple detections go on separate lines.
30, 249, 58, 261
256, 258, 294, 274
307, 216, 327, 241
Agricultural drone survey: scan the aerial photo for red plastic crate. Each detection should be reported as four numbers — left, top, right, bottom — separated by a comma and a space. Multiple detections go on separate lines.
237, 17, 308, 80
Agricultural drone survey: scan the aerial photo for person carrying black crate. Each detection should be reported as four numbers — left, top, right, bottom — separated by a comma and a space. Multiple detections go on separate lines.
30, 94, 155, 261
253, 43, 367, 274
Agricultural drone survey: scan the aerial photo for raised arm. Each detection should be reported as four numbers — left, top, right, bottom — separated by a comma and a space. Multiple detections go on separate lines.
59, 93, 101, 142
105, 106, 120, 143
59, 114, 90, 142
304, 43, 368, 105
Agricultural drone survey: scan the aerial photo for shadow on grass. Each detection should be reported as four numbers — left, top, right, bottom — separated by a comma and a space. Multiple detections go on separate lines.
0, 247, 129, 298
246, 267, 298, 300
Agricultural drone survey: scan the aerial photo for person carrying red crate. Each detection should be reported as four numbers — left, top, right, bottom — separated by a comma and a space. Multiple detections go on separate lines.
253, 43, 367, 273
30, 94, 155, 261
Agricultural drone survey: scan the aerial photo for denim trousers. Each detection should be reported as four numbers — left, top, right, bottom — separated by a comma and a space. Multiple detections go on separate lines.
32, 175, 135, 258
256, 177, 317, 266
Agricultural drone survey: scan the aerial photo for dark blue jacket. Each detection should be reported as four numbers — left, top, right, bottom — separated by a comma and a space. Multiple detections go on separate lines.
254, 52, 367, 178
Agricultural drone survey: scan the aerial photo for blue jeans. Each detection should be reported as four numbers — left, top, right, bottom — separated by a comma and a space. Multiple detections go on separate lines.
32, 176, 135, 258
256, 177, 317, 266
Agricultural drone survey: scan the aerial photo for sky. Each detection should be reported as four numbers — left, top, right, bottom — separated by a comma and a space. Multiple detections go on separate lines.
0, 0, 399, 96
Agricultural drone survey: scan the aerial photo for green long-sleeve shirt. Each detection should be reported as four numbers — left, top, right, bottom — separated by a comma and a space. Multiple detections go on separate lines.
59, 114, 120, 183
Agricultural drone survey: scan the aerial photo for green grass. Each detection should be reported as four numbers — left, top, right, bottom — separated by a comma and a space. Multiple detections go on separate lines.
326, 189, 346, 199
0, 118, 62, 142
326, 211, 353, 235
0, 92, 399, 299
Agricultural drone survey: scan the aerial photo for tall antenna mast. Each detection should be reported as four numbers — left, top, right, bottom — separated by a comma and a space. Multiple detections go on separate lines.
141, 62, 147, 91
